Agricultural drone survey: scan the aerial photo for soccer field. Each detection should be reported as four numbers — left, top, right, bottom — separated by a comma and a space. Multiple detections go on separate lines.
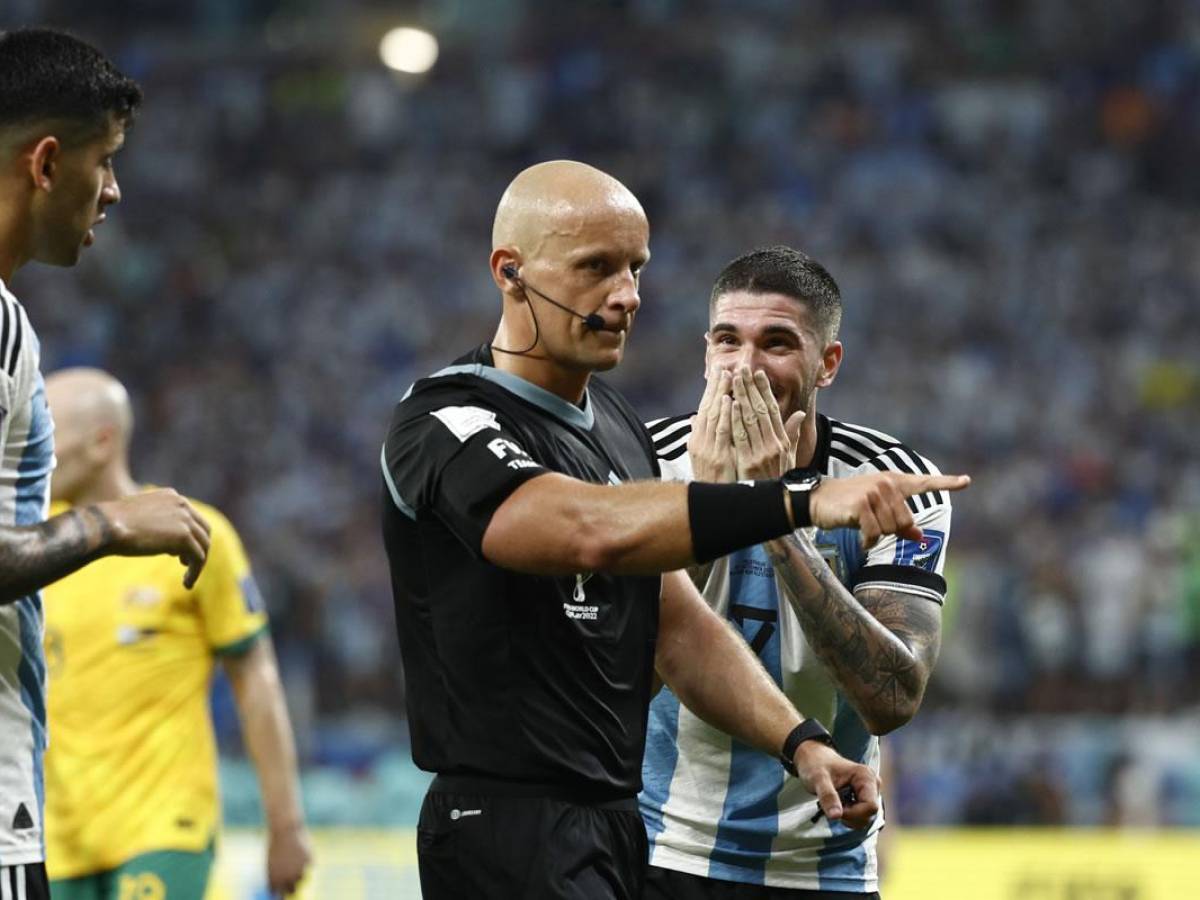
209, 828, 1200, 899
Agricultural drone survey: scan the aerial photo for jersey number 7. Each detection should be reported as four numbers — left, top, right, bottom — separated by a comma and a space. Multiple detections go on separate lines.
729, 604, 777, 657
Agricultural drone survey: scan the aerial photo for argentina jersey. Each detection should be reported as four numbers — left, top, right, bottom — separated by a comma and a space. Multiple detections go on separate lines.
640, 411, 952, 892
0, 280, 54, 867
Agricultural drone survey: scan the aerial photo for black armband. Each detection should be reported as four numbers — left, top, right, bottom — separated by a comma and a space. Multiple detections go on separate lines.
687, 480, 792, 564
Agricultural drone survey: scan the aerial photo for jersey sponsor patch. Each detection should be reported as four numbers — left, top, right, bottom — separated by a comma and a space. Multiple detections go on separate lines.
431, 405, 501, 442
893, 529, 945, 572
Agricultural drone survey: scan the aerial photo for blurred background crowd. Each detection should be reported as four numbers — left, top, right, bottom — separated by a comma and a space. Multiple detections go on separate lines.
6, 0, 1199, 828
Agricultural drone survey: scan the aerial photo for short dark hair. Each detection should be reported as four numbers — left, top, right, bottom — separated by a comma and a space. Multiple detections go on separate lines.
0, 28, 142, 141
710, 246, 843, 339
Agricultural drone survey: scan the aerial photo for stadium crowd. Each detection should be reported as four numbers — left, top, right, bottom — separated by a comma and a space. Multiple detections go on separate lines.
10, 0, 1200, 826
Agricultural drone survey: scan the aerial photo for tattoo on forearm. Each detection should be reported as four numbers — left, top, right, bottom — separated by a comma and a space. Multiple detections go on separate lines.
0, 505, 115, 603
765, 534, 942, 728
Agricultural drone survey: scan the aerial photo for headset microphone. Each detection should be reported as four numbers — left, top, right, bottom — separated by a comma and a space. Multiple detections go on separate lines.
502, 265, 606, 331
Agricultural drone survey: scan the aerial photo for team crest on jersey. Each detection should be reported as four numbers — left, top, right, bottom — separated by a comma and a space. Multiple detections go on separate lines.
894, 529, 945, 572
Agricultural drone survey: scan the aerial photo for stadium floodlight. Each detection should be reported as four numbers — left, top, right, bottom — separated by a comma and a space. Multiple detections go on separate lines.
379, 27, 439, 74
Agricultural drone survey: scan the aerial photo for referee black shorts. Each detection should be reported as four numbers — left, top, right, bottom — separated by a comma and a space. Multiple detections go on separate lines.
0, 863, 50, 900
417, 775, 647, 900
645, 865, 881, 899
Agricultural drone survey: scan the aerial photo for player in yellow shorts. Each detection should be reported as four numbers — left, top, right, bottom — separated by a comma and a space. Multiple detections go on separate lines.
41, 368, 312, 899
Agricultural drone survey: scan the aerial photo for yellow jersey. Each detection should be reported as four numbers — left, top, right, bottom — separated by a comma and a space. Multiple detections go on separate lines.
42, 496, 268, 879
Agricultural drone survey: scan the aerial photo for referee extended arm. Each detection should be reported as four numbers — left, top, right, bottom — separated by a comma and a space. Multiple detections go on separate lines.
480, 470, 968, 577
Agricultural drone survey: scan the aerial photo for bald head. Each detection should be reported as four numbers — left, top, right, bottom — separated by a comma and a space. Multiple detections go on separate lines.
46, 367, 132, 438
45, 367, 133, 503
492, 160, 645, 256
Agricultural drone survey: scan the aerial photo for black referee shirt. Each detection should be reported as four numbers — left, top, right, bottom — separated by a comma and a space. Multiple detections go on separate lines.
381, 345, 661, 798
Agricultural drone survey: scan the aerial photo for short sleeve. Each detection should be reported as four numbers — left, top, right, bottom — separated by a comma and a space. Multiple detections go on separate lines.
383, 401, 549, 555
193, 507, 269, 655
851, 502, 952, 605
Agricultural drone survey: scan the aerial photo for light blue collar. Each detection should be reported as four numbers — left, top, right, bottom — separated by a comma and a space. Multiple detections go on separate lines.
408, 362, 594, 430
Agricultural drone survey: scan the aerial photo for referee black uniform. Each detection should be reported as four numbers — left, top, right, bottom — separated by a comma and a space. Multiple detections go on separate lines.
381, 345, 661, 899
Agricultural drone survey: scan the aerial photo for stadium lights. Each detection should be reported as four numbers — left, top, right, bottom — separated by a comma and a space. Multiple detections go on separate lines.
379, 27, 439, 74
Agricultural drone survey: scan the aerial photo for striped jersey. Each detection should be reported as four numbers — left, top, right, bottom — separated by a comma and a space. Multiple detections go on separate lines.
640, 412, 952, 893
0, 279, 54, 867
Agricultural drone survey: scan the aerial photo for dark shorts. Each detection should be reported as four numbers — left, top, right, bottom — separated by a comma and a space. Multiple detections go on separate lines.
50, 845, 214, 900
1, 864, 50, 900
645, 865, 881, 900
417, 775, 648, 900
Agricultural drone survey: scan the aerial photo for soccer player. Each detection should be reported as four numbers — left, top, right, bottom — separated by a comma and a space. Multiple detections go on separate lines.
641, 246, 954, 898
41, 368, 312, 900
0, 28, 212, 898
381, 161, 969, 898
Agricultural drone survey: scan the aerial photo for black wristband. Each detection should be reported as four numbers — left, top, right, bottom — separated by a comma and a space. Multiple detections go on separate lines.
780, 719, 835, 777
687, 480, 792, 565
780, 468, 821, 529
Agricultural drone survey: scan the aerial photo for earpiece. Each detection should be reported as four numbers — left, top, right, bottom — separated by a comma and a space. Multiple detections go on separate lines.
492, 265, 609, 357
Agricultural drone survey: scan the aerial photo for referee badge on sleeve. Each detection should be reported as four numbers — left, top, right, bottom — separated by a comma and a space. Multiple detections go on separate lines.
430, 405, 501, 442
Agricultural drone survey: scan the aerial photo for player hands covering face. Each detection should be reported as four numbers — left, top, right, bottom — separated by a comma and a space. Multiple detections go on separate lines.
699, 287, 842, 480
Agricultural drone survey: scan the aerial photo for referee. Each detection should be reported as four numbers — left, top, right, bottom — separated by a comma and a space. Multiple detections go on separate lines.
380, 160, 968, 899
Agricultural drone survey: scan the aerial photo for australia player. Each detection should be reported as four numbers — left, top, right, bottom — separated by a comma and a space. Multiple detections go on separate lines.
41, 368, 312, 900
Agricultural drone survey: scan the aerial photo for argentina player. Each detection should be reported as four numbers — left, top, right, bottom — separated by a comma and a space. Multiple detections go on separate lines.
0, 30, 211, 898
642, 247, 954, 899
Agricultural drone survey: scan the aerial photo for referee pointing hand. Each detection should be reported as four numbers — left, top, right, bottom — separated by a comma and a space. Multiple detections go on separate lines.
380, 161, 969, 899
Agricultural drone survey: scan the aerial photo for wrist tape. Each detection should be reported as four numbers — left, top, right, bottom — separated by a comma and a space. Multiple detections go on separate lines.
687, 480, 792, 564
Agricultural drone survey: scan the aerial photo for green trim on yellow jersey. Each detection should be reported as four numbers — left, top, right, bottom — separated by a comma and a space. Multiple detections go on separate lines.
213, 622, 269, 658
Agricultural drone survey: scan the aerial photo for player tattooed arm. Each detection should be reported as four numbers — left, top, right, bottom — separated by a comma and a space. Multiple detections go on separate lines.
0, 506, 115, 603
765, 533, 941, 735
728, 366, 942, 734
0, 489, 212, 603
